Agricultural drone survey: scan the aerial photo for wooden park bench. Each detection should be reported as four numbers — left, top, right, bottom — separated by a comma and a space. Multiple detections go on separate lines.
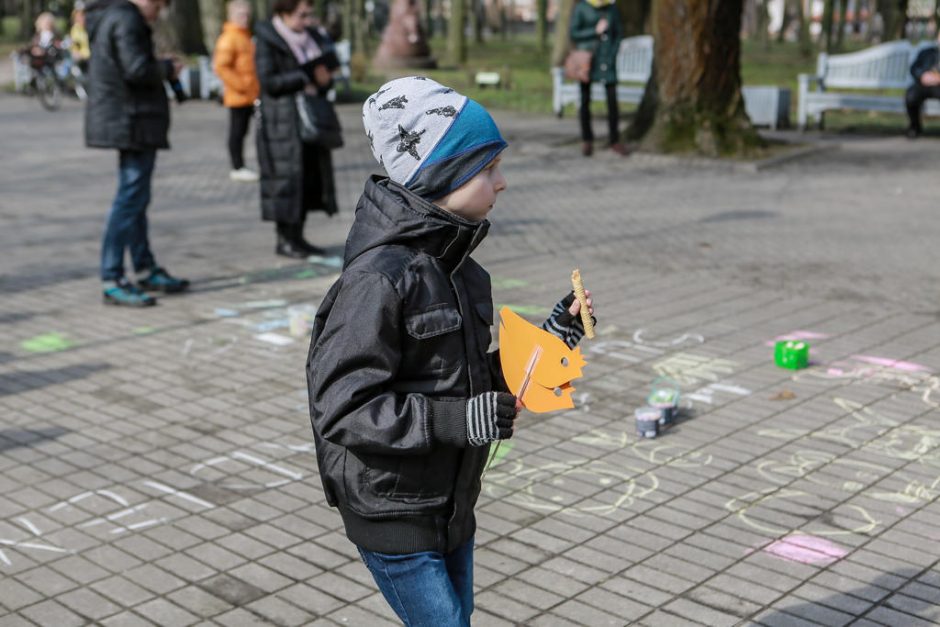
797, 39, 940, 129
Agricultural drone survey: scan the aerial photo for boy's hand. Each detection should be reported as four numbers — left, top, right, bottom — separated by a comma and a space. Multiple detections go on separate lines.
466, 392, 518, 446
542, 291, 596, 348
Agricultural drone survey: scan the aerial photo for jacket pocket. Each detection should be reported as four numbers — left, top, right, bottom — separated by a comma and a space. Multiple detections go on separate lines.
404, 304, 462, 339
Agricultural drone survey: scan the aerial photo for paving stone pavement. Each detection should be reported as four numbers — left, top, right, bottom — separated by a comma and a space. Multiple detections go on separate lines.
2, 92, 940, 626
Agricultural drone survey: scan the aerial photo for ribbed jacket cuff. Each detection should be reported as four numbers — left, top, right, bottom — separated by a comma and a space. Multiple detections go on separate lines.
429, 399, 468, 447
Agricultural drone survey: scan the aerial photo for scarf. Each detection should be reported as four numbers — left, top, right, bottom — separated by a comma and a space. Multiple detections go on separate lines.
272, 15, 321, 64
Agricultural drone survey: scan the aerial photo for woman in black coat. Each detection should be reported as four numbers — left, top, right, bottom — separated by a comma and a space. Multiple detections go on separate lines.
255, 0, 340, 258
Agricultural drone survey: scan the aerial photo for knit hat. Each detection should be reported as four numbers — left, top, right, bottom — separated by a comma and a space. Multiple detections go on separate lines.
362, 77, 508, 201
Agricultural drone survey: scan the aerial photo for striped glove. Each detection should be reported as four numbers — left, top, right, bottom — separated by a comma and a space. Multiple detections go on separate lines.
542, 292, 594, 348
466, 392, 518, 446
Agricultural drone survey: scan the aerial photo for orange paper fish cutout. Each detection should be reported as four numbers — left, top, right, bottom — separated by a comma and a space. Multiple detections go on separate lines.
498, 307, 587, 413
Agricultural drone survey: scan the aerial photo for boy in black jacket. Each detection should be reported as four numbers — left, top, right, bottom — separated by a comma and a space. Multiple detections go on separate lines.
306, 77, 594, 626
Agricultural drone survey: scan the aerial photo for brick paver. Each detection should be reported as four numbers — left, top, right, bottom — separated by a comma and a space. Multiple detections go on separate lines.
2, 92, 940, 625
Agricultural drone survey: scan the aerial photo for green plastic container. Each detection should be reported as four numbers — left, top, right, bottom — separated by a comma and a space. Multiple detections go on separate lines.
774, 340, 810, 370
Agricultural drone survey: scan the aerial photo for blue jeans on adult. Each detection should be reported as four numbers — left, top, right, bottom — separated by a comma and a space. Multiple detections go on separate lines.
357, 537, 474, 627
101, 149, 158, 281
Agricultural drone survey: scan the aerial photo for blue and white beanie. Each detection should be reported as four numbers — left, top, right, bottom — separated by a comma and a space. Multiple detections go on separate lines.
362, 77, 508, 201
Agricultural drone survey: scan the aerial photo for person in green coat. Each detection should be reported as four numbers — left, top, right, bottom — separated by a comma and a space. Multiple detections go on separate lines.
569, 0, 625, 156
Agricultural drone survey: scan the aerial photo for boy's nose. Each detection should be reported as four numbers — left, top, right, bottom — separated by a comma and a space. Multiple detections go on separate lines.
494, 171, 507, 193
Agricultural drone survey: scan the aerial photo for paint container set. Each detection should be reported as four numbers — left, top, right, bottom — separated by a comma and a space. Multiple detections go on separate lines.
634, 377, 680, 439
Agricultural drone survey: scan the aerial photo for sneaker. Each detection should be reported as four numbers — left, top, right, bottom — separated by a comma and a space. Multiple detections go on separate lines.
137, 267, 190, 294
906, 127, 922, 139
582, 141, 593, 157
103, 278, 157, 307
229, 168, 259, 182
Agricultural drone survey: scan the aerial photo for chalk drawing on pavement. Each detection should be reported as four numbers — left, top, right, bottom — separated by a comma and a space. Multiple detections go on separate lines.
762, 534, 848, 566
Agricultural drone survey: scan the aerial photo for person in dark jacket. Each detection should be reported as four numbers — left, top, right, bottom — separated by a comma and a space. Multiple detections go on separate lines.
906, 40, 940, 138
569, 0, 626, 157
255, 0, 340, 258
85, 0, 189, 307
306, 77, 595, 627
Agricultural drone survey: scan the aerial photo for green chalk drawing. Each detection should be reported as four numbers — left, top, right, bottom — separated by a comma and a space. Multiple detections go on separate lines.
295, 269, 318, 279
133, 326, 157, 335
486, 440, 514, 467
497, 303, 549, 317
21, 333, 74, 353
491, 277, 528, 290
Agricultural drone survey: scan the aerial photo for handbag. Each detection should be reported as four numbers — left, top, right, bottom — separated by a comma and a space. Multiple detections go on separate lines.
295, 92, 344, 149
563, 49, 592, 83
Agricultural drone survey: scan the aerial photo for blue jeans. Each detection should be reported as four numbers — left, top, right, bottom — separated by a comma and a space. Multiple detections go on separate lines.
357, 537, 474, 627
100, 149, 158, 281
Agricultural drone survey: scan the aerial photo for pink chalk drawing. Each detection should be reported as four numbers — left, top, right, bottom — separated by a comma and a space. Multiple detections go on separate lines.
763, 534, 848, 566
850, 355, 931, 373
764, 330, 830, 347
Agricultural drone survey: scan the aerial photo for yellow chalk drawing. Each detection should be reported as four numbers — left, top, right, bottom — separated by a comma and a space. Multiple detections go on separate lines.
651, 352, 737, 387
725, 488, 880, 536
484, 459, 659, 517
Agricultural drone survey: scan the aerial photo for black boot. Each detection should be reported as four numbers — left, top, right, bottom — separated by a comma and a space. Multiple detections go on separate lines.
275, 223, 308, 259
290, 222, 325, 256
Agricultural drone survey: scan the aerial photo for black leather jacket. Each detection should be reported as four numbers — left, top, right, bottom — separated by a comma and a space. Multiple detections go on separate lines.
84, 0, 170, 150
307, 177, 506, 554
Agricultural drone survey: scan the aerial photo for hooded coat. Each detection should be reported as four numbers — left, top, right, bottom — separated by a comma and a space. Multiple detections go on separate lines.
84, 0, 170, 151
254, 20, 339, 224
306, 177, 508, 555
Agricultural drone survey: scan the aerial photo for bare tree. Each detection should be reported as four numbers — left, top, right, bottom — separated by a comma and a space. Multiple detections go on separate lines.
628, 0, 761, 156
551, 0, 575, 65
536, 0, 548, 52
448, 0, 467, 63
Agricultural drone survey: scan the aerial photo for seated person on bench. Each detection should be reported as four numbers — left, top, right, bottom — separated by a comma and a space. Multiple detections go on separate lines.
906, 35, 940, 138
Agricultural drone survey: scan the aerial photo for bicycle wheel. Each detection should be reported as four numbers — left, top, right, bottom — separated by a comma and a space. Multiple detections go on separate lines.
37, 70, 62, 111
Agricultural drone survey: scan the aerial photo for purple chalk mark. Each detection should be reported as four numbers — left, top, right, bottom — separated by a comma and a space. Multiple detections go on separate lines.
851, 355, 931, 373
765, 330, 830, 347
763, 534, 848, 566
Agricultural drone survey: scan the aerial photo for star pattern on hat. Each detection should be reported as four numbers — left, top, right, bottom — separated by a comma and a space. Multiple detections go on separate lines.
397, 125, 426, 160
426, 106, 457, 118
379, 95, 409, 111
368, 87, 390, 108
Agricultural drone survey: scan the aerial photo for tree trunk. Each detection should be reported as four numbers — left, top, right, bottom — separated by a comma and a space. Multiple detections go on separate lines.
171, 0, 208, 54
757, 0, 770, 50
935, 0, 940, 38
424, 0, 434, 36
618, 0, 651, 36
879, 0, 906, 40
836, 0, 849, 48
448, 0, 467, 64
796, 0, 812, 56
821, 0, 835, 51
634, 0, 761, 156
536, 0, 548, 52
199, 0, 226, 52
777, 0, 793, 43
469, 0, 484, 43
551, 0, 576, 65
20, 0, 34, 40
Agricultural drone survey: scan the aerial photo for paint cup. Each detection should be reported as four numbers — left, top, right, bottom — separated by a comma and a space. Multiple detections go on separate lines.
635, 407, 660, 439
648, 377, 680, 428
288, 304, 317, 337
774, 340, 810, 370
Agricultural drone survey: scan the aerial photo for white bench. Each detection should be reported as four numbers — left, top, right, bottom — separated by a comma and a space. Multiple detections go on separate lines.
797, 39, 940, 129
551, 35, 790, 129
552, 35, 653, 118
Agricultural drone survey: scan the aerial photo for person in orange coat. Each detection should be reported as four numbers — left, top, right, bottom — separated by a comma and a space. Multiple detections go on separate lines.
214, 0, 261, 182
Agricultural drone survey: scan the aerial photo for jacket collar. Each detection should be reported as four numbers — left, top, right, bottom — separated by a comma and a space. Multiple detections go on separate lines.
344, 176, 489, 273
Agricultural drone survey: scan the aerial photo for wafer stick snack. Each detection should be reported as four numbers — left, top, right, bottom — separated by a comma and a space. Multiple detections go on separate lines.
571, 269, 595, 339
